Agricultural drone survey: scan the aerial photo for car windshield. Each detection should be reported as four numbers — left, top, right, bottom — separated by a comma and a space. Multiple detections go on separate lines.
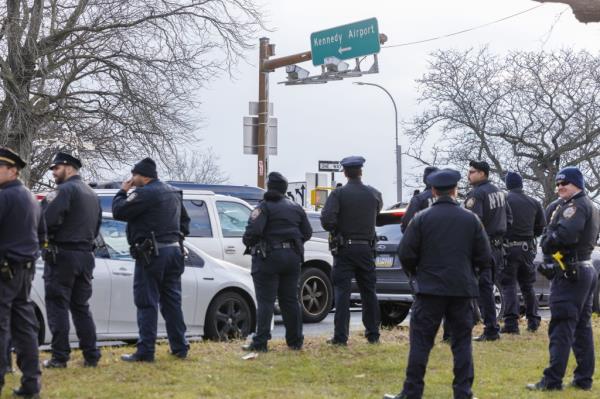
376, 224, 403, 244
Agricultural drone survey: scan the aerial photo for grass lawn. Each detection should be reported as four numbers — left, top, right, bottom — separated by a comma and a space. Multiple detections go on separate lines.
2, 317, 599, 398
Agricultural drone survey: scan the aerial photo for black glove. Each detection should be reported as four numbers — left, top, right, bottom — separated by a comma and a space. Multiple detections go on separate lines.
537, 262, 556, 281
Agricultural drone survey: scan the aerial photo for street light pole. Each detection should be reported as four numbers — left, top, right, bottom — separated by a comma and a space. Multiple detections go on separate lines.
353, 82, 402, 204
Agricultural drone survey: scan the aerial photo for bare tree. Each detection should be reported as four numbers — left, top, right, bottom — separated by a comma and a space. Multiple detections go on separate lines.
406, 47, 600, 205
164, 147, 227, 184
533, 0, 600, 23
0, 0, 263, 185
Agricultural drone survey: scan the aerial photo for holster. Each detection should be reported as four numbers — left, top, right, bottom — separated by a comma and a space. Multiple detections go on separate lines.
328, 233, 344, 256
0, 258, 14, 282
131, 238, 156, 266
249, 240, 268, 259
42, 243, 59, 264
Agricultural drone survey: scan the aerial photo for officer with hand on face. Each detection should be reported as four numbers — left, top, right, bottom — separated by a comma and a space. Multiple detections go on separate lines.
321, 156, 383, 346
0, 148, 44, 399
527, 167, 600, 392
42, 152, 102, 369
465, 160, 512, 342
500, 172, 545, 334
113, 158, 191, 362
401, 166, 438, 233
242, 172, 312, 352
384, 169, 492, 399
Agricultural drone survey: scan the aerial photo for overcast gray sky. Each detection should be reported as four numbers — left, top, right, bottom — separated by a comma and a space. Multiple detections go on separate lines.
193, 0, 600, 207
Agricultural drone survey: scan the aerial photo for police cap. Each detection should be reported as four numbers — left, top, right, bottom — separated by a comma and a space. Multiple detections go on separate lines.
426, 168, 461, 190
469, 159, 490, 175
0, 147, 26, 169
49, 152, 82, 170
556, 166, 584, 189
423, 166, 439, 184
340, 156, 365, 169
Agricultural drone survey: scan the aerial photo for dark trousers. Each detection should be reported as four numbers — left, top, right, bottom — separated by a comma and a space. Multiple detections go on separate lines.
251, 248, 303, 348
44, 250, 100, 363
541, 264, 597, 389
500, 244, 540, 331
477, 246, 502, 336
0, 266, 41, 394
133, 246, 188, 358
332, 245, 380, 343
401, 295, 474, 399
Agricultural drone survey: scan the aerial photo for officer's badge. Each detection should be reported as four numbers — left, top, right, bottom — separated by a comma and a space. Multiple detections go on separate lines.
45, 190, 58, 203
563, 206, 576, 219
465, 198, 475, 209
126, 192, 138, 202
250, 208, 261, 220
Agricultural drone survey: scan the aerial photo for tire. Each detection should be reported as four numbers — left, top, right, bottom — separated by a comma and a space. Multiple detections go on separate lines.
494, 283, 504, 318
380, 302, 411, 327
204, 291, 254, 341
299, 267, 333, 323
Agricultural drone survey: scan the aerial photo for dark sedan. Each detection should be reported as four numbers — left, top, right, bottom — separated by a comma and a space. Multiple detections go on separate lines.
351, 209, 600, 326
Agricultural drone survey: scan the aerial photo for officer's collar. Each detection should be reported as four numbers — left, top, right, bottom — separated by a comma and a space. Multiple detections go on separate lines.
432, 195, 457, 205
472, 179, 489, 188
509, 188, 524, 193
57, 174, 82, 185
0, 179, 22, 189
564, 190, 586, 203
346, 178, 362, 184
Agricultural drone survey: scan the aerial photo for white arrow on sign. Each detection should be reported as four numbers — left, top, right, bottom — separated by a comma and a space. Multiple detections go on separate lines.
338, 46, 352, 54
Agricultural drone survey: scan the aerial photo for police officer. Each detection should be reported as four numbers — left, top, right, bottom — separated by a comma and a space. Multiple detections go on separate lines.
242, 172, 312, 352
112, 157, 190, 362
401, 166, 438, 232
42, 152, 101, 368
384, 169, 492, 399
0, 148, 43, 399
527, 167, 600, 391
465, 160, 512, 342
501, 171, 546, 334
321, 156, 382, 345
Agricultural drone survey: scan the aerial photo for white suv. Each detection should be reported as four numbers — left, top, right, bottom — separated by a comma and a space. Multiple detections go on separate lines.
95, 189, 334, 323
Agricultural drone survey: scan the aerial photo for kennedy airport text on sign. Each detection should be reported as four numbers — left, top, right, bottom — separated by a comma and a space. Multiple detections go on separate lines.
310, 18, 380, 66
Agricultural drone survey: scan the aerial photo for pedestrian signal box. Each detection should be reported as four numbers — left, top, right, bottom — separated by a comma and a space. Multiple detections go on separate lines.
311, 186, 333, 208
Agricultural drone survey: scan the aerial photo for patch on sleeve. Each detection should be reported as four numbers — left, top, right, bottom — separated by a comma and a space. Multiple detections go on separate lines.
562, 206, 576, 219
465, 197, 475, 209
45, 190, 58, 203
250, 208, 261, 220
126, 192, 138, 202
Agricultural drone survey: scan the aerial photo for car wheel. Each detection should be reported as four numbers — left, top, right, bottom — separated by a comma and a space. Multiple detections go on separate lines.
380, 302, 411, 327
494, 283, 504, 318
204, 291, 254, 341
299, 267, 333, 323
34, 306, 45, 346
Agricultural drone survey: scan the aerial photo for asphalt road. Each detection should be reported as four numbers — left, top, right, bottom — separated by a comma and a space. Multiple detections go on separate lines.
272, 308, 552, 338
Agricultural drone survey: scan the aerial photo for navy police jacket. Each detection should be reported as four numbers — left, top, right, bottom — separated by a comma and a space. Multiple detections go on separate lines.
112, 179, 190, 245
320, 179, 382, 241
398, 196, 492, 297
0, 180, 45, 262
243, 191, 312, 249
542, 191, 600, 261
401, 188, 435, 233
464, 180, 512, 238
506, 188, 546, 241
43, 175, 100, 249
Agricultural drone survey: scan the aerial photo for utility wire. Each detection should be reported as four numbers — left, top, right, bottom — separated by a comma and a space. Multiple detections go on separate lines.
383, 5, 545, 49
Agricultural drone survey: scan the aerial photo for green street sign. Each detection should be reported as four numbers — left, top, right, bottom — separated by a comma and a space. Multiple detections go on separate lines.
310, 18, 380, 66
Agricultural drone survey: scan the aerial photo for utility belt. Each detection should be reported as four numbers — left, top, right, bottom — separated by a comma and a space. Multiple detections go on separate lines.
250, 240, 297, 259
271, 241, 295, 250
504, 239, 534, 251
54, 242, 94, 251
130, 232, 161, 266
0, 258, 34, 282
328, 234, 374, 256
537, 250, 592, 282
489, 236, 504, 248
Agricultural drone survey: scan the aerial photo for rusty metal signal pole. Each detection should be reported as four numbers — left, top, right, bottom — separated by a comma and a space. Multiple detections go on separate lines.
257, 38, 311, 188
256, 34, 386, 188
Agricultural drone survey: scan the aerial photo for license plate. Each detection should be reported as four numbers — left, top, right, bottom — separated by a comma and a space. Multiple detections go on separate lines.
375, 255, 394, 268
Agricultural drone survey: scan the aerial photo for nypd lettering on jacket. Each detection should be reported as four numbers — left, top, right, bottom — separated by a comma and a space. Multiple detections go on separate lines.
464, 180, 512, 238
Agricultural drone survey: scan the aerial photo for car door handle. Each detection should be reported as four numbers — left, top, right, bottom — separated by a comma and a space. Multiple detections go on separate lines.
224, 246, 236, 254
112, 267, 133, 276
